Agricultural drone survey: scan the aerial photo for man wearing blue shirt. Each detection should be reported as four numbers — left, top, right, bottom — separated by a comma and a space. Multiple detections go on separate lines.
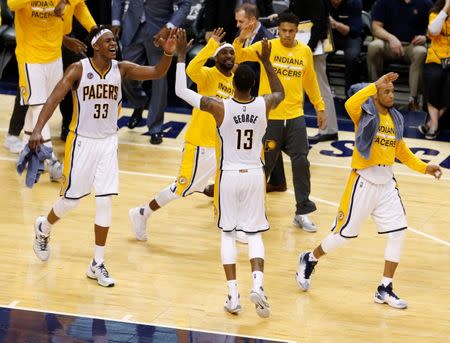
326, 0, 363, 94
367, 0, 432, 111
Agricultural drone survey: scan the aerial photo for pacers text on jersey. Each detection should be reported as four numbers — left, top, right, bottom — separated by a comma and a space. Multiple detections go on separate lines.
83, 84, 119, 101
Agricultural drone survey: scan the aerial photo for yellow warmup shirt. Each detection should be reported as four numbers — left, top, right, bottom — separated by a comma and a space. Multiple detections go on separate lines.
63, 0, 96, 35
9, 0, 95, 63
233, 38, 324, 120
345, 83, 427, 173
185, 39, 234, 147
426, 12, 450, 65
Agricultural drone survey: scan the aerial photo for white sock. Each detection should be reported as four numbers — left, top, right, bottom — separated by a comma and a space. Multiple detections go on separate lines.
40, 218, 52, 236
94, 245, 105, 265
309, 252, 318, 262
142, 204, 153, 218
227, 280, 238, 299
252, 271, 263, 291
381, 277, 393, 287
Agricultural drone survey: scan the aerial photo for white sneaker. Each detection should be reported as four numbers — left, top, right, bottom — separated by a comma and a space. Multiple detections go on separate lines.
86, 260, 115, 287
47, 159, 63, 182
293, 214, 317, 232
129, 207, 148, 241
374, 283, 408, 309
33, 216, 50, 261
224, 294, 241, 314
250, 287, 271, 318
236, 231, 248, 244
4, 134, 24, 154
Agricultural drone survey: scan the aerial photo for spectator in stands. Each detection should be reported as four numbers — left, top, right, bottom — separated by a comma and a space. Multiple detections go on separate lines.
419, 0, 450, 139
326, 0, 363, 94
287, 0, 339, 143
204, 0, 275, 43
235, 3, 274, 95
111, 0, 191, 144
368, 0, 433, 112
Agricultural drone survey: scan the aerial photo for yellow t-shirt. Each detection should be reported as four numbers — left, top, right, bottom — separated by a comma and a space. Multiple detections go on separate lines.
426, 12, 450, 65
185, 39, 234, 147
345, 83, 427, 173
10, 0, 65, 63
63, 0, 96, 35
233, 38, 325, 120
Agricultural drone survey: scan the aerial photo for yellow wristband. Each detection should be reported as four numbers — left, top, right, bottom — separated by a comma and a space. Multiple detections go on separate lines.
164, 51, 173, 57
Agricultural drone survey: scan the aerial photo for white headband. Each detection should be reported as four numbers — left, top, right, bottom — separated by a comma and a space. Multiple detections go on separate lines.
213, 43, 234, 57
91, 29, 113, 47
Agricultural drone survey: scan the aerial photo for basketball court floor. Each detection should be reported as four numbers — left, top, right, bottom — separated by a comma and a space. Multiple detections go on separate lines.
0, 93, 448, 342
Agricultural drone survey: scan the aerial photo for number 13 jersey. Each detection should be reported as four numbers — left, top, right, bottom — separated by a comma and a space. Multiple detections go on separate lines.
216, 97, 267, 171
70, 58, 122, 138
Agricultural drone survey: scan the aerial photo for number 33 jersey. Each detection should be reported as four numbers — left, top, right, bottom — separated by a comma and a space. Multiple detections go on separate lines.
70, 58, 122, 138
216, 97, 267, 171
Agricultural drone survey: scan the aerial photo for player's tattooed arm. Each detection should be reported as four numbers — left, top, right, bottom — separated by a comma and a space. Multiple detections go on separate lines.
200, 96, 225, 126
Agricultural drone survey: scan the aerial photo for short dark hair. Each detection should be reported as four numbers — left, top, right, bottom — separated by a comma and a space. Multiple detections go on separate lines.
235, 3, 259, 19
278, 12, 300, 26
233, 64, 256, 92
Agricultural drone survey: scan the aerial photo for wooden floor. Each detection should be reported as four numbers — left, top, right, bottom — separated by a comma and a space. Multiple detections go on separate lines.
0, 94, 449, 342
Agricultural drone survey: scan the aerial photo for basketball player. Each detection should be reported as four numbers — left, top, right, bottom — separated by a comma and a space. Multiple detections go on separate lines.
176, 31, 284, 317
296, 73, 443, 309
128, 28, 236, 242
8, 0, 95, 179
233, 13, 326, 233
28, 26, 177, 287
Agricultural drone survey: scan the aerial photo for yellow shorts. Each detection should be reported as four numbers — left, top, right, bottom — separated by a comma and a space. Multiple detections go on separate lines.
172, 142, 216, 197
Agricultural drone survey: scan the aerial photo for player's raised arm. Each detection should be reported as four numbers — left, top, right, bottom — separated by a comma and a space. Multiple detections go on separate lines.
175, 29, 225, 125
29, 63, 83, 151
120, 29, 177, 81
257, 39, 285, 117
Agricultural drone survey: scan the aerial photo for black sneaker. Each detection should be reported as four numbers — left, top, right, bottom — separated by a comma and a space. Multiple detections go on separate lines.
418, 124, 429, 135
374, 283, 407, 309
295, 252, 317, 291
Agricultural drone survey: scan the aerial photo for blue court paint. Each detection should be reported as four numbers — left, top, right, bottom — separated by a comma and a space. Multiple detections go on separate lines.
0, 307, 286, 343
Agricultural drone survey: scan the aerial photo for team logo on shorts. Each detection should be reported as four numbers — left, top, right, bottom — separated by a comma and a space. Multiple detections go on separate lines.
87, 72, 94, 79
338, 211, 345, 221
264, 140, 277, 151
178, 176, 187, 185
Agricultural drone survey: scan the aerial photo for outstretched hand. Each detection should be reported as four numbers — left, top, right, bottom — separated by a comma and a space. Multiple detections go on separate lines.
238, 21, 257, 42
160, 28, 178, 55
256, 38, 272, 63
426, 164, 442, 179
176, 29, 194, 60
210, 27, 226, 44
374, 72, 398, 90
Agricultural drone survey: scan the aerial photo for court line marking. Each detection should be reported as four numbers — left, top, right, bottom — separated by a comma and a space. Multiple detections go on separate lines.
1, 155, 448, 247
0, 304, 293, 343
121, 314, 133, 322
7, 300, 20, 308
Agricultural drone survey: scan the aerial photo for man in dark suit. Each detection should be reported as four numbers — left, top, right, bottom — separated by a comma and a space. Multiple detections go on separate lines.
235, 2, 274, 95
204, 0, 274, 43
112, 0, 191, 144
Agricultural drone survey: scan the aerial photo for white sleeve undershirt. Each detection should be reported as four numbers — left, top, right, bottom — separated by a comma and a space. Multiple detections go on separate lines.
428, 11, 448, 36
175, 62, 202, 109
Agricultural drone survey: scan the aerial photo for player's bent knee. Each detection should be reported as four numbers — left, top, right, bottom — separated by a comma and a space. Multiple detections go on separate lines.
95, 196, 112, 227
384, 229, 406, 263
53, 197, 80, 218
221, 231, 237, 264
247, 233, 265, 260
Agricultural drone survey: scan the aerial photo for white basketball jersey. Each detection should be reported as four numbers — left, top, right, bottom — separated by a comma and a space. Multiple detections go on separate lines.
217, 97, 267, 170
72, 58, 122, 138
